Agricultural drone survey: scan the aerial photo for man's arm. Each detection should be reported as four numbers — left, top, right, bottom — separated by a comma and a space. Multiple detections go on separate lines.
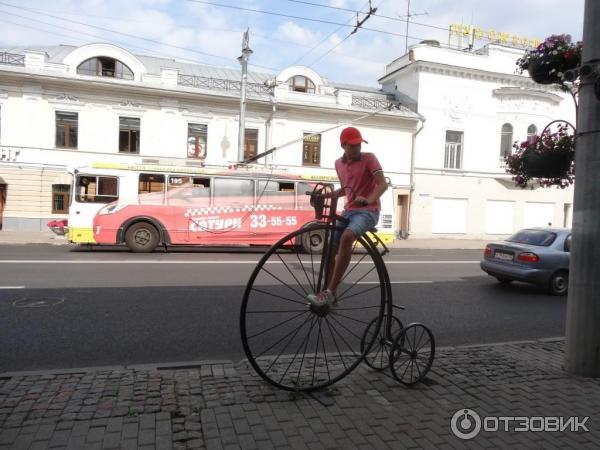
353, 172, 388, 206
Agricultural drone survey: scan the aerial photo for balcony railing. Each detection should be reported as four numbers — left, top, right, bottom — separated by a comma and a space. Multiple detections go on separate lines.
178, 75, 272, 97
351, 95, 413, 113
0, 52, 25, 67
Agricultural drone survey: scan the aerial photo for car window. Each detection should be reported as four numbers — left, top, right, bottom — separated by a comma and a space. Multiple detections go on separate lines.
564, 234, 572, 252
506, 229, 557, 246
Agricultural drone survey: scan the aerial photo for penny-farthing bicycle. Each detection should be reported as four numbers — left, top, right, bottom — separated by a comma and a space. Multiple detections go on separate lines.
240, 183, 435, 392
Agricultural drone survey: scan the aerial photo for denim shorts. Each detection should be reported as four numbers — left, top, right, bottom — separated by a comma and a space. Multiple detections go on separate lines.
333, 209, 380, 246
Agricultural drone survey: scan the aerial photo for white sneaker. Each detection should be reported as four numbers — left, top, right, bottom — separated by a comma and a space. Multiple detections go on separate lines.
307, 289, 337, 308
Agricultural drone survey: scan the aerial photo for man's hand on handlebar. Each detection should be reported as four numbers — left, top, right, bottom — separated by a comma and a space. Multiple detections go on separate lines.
352, 196, 369, 207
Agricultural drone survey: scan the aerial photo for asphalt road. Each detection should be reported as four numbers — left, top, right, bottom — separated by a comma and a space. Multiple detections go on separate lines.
0, 244, 567, 373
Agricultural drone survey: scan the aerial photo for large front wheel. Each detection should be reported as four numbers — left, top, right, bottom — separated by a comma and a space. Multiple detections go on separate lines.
240, 224, 386, 392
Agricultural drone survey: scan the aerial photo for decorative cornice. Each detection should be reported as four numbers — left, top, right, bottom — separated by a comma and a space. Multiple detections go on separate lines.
398, 61, 562, 91
492, 87, 562, 105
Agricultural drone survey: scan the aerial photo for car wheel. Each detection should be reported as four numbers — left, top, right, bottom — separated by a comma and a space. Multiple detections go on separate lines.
496, 277, 513, 284
125, 222, 159, 253
548, 270, 568, 296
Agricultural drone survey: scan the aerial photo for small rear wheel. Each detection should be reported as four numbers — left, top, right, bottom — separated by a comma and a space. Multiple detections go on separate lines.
125, 222, 159, 253
390, 323, 435, 385
361, 315, 404, 371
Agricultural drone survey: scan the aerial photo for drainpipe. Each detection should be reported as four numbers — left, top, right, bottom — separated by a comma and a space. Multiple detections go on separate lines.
406, 117, 426, 237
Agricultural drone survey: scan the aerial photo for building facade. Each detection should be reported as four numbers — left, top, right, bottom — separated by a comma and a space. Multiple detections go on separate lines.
0, 43, 419, 232
380, 43, 576, 238
0, 41, 576, 239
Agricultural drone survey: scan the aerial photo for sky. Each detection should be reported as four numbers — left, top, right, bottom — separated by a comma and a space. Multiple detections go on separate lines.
0, 0, 586, 86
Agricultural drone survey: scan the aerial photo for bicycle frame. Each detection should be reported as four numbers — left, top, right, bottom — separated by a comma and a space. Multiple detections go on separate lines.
309, 183, 399, 344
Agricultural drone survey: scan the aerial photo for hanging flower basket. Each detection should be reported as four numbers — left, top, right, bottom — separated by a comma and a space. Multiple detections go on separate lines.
516, 34, 582, 84
521, 147, 573, 178
504, 124, 575, 189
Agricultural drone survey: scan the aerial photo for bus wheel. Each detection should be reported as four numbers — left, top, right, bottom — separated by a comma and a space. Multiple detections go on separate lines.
125, 222, 159, 253
300, 227, 325, 254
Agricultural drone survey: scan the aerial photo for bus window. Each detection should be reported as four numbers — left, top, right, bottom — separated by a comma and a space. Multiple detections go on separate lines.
213, 178, 254, 207
139, 173, 165, 194
76, 175, 119, 203
297, 182, 314, 210
258, 180, 295, 208
168, 175, 191, 190
167, 176, 210, 206
191, 178, 210, 198
138, 173, 165, 204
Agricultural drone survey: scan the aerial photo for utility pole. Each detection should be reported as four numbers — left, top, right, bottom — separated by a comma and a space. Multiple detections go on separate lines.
237, 29, 252, 162
565, 0, 600, 377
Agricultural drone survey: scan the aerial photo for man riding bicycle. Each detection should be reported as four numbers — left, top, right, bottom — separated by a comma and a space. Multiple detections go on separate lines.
307, 126, 388, 307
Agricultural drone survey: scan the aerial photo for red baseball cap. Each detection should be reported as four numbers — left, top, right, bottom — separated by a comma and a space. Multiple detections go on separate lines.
340, 126, 368, 145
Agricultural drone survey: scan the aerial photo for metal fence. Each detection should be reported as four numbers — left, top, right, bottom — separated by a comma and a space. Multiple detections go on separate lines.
178, 75, 272, 97
351, 95, 413, 113
0, 52, 25, 67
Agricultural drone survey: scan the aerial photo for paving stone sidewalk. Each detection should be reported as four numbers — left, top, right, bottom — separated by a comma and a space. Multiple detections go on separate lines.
1, 339, 599, 449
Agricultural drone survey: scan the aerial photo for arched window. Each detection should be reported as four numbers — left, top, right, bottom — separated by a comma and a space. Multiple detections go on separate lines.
77, 57, 134, 80
287, 75, 316, 94
527, 124, 538, 142
500, 123, 513, 158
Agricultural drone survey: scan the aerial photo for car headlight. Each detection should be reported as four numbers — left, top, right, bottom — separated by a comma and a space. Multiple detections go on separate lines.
98, 204, 127, 215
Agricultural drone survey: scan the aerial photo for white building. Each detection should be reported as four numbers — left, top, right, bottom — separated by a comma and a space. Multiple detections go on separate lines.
0, 43, 419, 232
0, 41, 576, 239
380, 42, 576, 238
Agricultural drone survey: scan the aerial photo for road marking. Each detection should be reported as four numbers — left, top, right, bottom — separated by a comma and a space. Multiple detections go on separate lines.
0, 286, 25, 289
0, 260, 480, 264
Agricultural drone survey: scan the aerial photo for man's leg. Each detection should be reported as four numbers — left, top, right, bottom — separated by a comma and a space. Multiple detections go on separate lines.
326, 229, 356, 294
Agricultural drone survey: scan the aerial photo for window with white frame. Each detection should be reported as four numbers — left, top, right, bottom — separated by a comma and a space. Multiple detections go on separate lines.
444, 130, 463, 169
119, 117, 140, 153
500, 123, 513, 158
187, 123, 207, 159
288, 75, 316, 94
55, 111, 78, 149
527, 124, 538, 142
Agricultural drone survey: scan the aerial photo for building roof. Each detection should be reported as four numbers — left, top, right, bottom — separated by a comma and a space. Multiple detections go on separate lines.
0, 44, 420, 117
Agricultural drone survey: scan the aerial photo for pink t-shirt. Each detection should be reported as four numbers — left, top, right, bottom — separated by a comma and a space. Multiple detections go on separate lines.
334, 152, 383, 211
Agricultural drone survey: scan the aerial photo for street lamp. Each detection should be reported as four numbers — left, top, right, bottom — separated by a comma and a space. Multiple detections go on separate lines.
237, 29, 253, 163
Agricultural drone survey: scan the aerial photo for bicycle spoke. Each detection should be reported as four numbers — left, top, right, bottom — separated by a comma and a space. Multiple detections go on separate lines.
249, 310, 309, 341
294, 245, 317, 293
246, 309, 308, 314
324, 315, 350, 372
337, 264, 378, 299
257, 313, 312, 361
338, 284, 380, 302
294, 315, 318, 387
326, 314, 363, 353
260, 267, 307, 300
279, 315, 317, 385
330, 310, 371, 327
414, 327, 426, 352
277, 252, 310, 296
250, 287, 306, 306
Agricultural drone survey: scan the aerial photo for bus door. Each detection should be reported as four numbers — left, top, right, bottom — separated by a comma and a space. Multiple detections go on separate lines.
167, 175, 211, 243
70, 174, 119, 243
198, 177, 254, 244
256, 179, 298, 242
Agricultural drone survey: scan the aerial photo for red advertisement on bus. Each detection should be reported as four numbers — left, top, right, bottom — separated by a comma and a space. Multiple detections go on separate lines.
91, 173, 320, 252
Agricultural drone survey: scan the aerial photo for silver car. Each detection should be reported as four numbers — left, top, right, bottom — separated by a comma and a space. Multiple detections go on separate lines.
480, 227, 571, 295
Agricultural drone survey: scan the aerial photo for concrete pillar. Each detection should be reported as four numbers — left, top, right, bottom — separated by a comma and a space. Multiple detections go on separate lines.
565, 0, 600, 377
